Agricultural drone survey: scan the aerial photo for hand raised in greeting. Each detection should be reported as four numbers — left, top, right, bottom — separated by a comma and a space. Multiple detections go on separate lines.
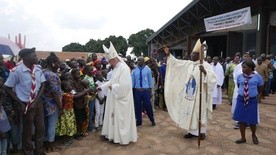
163, 45, 170, 55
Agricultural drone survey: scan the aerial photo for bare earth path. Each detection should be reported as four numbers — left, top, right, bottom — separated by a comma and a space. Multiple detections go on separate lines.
48, 93, 276, 155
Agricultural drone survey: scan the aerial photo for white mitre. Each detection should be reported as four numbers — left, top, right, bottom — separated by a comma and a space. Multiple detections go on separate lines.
103, 42, 119, 60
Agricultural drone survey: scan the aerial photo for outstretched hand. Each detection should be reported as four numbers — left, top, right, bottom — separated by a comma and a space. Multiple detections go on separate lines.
96, 87, 102, 92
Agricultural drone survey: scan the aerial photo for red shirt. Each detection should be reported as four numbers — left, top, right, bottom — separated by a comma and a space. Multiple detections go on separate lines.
4, 60, 16, 70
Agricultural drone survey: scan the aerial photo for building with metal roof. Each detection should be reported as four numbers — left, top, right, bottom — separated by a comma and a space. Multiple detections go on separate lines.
147, 0, 276, 59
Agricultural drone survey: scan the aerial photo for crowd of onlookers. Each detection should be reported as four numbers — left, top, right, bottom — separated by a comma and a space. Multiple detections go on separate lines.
220, 52, 276, 104
0, 52, 168, 154
0, 50, 276, 154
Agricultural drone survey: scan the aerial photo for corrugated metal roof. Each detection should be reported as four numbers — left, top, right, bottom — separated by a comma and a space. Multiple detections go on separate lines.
146, 0, 199, 43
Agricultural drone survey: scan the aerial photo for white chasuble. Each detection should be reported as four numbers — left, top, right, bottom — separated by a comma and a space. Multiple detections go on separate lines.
100, 62, 137, 145
165, 54, 217, 131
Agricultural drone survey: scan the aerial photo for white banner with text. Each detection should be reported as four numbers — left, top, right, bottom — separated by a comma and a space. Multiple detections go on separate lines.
204, 7, 252, 32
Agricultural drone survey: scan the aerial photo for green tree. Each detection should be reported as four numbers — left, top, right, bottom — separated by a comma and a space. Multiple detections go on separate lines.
84, 36, 128, 56
128, 28, 154, 56
85, 39, 103, 53
102, 35, 128, 56
62, 43, 85, 52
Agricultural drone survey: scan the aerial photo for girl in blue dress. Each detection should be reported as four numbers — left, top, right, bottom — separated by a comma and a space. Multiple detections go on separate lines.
233, 60, 263, 144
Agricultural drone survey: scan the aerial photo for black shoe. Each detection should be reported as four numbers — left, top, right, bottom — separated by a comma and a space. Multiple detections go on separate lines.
213, 105, 216, 110
235, 139, 246, 144
136, 122, 142, 127
252, 135, 259, 144
184, 133, 196, 139
110, 140, 116, 144
200, 133, 206, 140
151, 122, 156, 126
184, 133, 205, 140
100, 135, 109, 141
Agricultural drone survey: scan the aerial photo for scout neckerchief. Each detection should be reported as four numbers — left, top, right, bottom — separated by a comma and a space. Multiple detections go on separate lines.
24, 65, 37, 114
242, 72, 255, 106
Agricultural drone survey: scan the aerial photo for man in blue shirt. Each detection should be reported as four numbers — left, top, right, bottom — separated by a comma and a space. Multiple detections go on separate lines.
132, 56, 155, 127
4, 48, 46, 155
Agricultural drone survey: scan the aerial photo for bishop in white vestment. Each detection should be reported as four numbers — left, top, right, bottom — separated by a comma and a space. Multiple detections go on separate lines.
164, 39, 217, 139
98, 42, 137, 145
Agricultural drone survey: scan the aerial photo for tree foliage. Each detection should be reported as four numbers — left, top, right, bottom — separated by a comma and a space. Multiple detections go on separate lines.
102, 35, 128, 56
85, 39, 103, 53
128, 28, 154, 56
84, 35, 128, 56
62, 43, 85, 52
61, 28, 154, 57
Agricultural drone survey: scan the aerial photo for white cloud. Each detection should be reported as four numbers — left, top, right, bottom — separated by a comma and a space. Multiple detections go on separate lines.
0, 0, 192, 51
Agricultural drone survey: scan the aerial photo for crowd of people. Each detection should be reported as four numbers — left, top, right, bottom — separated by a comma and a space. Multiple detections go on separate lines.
0, 40, 276, 155
0, 42, 165, 155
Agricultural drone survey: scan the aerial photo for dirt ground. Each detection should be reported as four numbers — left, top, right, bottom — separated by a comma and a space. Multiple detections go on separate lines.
14, 92, 276, 155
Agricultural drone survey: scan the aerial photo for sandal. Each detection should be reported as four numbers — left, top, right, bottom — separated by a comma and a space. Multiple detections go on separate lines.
81, 132, 89, 137
252, 135, 259, 144
235, 139, 246, 144
46, 142, 62, 152
51, 146, 63, 152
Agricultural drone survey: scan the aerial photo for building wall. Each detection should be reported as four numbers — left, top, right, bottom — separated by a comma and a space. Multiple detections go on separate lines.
36, 51, 106, 61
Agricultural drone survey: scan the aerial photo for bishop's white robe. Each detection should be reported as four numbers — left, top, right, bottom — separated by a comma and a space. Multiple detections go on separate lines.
165, 54, 217, 135
211, 63, 225, 105
100, 61, 137, 145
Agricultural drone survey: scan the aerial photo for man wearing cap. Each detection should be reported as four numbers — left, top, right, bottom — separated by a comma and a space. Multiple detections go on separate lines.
97, 42, 137, 145
163, 39, 217, 139
132, 56, 155, 127
4, 48, 46, 155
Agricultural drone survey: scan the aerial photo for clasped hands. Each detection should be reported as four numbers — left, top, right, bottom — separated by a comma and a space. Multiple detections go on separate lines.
96, 86, 112, 92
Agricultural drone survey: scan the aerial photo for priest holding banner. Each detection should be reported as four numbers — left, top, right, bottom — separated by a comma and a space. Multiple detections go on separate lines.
163, 39, 217, 140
